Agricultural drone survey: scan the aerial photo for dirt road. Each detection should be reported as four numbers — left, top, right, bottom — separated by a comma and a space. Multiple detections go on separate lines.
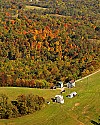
75, 69, 100, 82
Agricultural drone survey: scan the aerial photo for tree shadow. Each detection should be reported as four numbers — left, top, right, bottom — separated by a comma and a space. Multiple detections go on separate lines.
91, 120, 99, 125
91, 116, 100, 125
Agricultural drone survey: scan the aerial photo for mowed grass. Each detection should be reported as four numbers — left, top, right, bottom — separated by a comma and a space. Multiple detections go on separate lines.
0, 71, 100, 125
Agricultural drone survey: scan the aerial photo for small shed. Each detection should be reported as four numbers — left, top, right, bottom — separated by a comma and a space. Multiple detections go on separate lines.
67, 92, 77, 98
57, 81, 63, 88
67, 80, 75, 88
55, 95, 64, 104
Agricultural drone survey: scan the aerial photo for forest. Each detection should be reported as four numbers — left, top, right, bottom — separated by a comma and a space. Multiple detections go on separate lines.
0, 0, 100, 88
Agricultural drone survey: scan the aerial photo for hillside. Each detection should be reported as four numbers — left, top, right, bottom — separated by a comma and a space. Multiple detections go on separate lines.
0, 0, 100, 88
0, 71, 100, 125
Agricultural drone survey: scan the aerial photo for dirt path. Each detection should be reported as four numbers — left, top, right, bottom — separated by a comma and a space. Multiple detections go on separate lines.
75, 69, 100, 82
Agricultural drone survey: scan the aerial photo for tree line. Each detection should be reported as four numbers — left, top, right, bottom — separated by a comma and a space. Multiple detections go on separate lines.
0, 93, 45, 119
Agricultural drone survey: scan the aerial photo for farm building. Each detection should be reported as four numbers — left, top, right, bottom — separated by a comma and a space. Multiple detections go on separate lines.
67, 80, 75, 88
55, 95, 64, 104
67, 92, 77, 98
57, 81, 63, 88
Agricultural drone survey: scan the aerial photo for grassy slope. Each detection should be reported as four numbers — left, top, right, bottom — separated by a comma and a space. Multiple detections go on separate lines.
0, 71, 100, 125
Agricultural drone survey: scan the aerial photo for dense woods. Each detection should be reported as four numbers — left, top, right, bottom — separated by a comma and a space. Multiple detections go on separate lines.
0, 0, 100, 88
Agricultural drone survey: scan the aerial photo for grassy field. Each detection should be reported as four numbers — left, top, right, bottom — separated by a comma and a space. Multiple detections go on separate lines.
0, 71, 100, 125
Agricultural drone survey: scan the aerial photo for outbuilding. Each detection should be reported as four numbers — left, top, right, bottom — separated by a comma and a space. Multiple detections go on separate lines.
67, 92, 77, 98
55, 95, 64, 104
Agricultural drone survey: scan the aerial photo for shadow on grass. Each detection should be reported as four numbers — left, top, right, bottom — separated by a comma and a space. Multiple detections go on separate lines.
91, 117, 100, 125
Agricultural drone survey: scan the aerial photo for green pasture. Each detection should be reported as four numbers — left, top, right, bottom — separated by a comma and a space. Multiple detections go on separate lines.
0, 71, 100, 125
